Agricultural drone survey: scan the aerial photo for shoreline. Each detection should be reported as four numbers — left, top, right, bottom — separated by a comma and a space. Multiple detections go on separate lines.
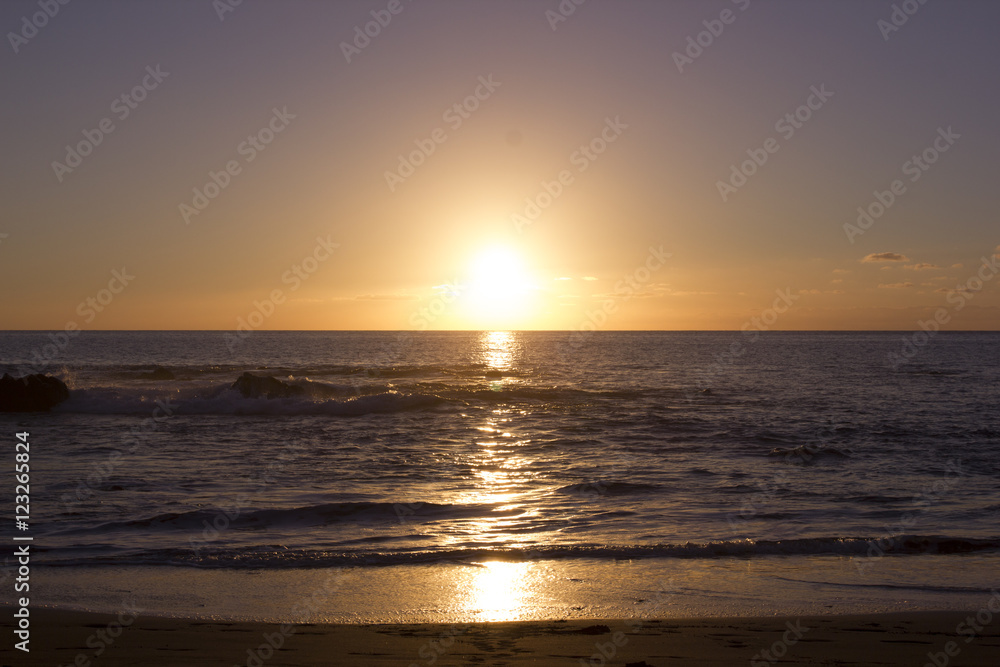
25, 556, 1000, 624
4, 607, 1000, 666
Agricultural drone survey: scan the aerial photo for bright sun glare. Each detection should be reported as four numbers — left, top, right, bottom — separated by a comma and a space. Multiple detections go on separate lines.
468, 561, 530, 622
461, 246, 538, 328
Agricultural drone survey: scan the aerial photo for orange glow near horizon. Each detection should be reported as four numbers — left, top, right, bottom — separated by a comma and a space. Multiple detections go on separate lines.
2, 4, 998, 332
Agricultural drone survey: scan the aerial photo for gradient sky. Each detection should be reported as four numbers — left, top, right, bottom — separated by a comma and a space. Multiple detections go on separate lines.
1, 0, 998, 330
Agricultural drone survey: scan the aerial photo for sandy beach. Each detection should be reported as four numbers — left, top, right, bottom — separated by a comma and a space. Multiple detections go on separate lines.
4, 608, 999, 666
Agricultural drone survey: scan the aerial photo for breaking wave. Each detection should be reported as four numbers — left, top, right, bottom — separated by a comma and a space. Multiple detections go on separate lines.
35, 535, 1000, 569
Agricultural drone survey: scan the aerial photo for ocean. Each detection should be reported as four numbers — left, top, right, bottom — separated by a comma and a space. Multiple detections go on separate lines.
2, 330, 999, 622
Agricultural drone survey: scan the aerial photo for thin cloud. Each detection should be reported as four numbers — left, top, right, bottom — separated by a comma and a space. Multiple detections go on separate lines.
354, 294, 419, 301
596, 283, 674, 299
863, 252, 910, 262
878, 282, 913, 289
904, 263, 939, 270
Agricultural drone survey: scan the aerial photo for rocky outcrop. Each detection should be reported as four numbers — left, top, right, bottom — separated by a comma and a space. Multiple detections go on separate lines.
0, 373, 71, 412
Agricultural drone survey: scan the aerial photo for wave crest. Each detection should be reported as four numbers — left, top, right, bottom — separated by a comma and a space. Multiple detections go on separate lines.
36, 535, 1000, 569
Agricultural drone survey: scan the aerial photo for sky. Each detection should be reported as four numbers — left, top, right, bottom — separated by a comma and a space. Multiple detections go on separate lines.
1, 0, 998, 331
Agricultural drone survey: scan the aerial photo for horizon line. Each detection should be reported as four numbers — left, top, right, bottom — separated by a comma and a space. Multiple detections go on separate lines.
2, 329, 999, 334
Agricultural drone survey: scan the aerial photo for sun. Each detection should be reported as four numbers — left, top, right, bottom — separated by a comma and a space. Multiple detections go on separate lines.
459, 246, 539, 328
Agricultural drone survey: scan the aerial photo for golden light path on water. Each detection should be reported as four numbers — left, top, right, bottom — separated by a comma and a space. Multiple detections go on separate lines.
453, 331, 541, 621
482, 330, 515, 374
466, 560, 534, 622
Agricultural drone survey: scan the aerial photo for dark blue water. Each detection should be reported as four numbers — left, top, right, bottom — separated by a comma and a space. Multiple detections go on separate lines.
1, 331, 998, 574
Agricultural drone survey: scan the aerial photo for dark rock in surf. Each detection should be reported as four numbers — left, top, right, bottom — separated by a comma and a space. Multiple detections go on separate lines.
231, 372, 305, 399
0, 373, 71, 412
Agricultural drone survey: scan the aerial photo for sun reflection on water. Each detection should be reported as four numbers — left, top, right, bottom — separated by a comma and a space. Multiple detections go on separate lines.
466, 561, 532, 622
442, 332, 542, 620
482, 330, 515, 370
